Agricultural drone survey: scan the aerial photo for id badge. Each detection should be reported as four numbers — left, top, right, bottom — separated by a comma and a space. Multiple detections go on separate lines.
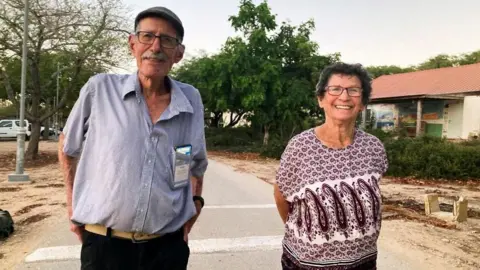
170, 144, 192, 189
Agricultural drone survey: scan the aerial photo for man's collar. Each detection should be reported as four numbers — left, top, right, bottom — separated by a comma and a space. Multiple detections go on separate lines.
122, 72, 193, 114
168, 76, 194, 114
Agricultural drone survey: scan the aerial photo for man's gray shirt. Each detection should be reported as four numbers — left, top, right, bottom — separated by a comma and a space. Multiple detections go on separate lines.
63, 73, 208, 234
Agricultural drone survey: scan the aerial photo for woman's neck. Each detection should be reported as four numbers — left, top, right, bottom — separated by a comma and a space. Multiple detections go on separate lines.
315, 119, 356, 148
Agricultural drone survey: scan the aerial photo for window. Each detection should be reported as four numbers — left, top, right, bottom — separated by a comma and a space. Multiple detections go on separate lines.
15, 121, 27, 127
0, 121, 13, 128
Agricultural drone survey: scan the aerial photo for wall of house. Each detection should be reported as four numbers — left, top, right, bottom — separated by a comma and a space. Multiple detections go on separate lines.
462, 96, 480, 139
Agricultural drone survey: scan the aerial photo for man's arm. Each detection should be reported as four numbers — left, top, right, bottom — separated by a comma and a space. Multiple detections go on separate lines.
58, 133, 83, 242
57, 77, 93, 243
183, 92, 208, 241
58, 133, 77, 215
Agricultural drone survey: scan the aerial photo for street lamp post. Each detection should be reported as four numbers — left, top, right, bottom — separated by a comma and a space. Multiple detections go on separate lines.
55, 63, 60, 140
8, 0, 30, 183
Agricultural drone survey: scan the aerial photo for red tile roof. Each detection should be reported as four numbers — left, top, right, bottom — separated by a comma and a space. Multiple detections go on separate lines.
371, 63, 480, 100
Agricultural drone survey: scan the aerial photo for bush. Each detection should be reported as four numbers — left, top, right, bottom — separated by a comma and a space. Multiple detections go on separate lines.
205, 127, 262, 152
259, 136, 288, 159
384, 135, 480, 180
206, 127, 480, 180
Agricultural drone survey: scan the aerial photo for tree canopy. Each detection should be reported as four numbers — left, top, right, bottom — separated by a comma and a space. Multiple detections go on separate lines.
0, 0, 132, 159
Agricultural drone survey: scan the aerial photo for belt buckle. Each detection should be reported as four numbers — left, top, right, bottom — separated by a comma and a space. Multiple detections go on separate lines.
131, 232, 148, 244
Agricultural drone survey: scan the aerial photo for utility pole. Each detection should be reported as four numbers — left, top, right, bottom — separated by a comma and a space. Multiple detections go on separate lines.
55, 62, 60, 140
9, 0, 30, 182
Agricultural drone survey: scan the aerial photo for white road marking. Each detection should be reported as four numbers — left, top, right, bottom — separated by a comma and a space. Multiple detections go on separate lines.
204, 204, 276, 209
24, 235, 284, 263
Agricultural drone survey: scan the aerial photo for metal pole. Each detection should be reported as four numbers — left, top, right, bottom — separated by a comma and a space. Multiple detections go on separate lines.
55, 63, 59, 140
9, 0, 30, 182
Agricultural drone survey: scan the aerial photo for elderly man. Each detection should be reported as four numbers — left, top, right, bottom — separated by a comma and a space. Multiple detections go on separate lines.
58, 6, 208, 270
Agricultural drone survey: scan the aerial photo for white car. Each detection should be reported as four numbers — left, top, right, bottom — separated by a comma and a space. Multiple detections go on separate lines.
0, 119, 58, 140
0, 119, 31, 139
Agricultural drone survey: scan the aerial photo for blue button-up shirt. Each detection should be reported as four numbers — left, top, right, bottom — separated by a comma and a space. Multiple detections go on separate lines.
62, 72, 208, 234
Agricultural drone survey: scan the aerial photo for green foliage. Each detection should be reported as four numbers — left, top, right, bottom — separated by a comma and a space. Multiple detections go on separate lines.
208, 125, 480, 180
366, 50, 480, 78
0, 104, 17, 118
174, 0, 336, 141
259, 136, 288, 159
205, 127, 261, 152
381, 135, 480, 180
366, 65, 416, 78
0, 0, 131, 158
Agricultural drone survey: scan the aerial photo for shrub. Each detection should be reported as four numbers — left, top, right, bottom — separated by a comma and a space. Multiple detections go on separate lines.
384, 135, 480, 180
206, 127, 480, 180
259, 136, 288, 159
205, 127, 261, 152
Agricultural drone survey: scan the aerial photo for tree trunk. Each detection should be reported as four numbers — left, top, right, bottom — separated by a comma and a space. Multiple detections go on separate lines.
263, 124, 270, 146
25, 121, 41, 160
226, 112, 245, 127
209, 112, 223, 128
42, 120, 50, 140
25, 59, 42, 159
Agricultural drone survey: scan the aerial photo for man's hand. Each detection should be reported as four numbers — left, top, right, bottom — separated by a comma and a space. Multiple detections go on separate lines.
183, 200, 202, 243
67, 205, 84, 243
70, 222, 84, 243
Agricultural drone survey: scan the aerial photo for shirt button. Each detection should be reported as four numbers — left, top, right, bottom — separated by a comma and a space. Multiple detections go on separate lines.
148, 160, 152, 163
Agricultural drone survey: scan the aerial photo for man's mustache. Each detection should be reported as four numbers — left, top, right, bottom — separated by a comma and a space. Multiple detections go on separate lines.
142, 52, 168, 61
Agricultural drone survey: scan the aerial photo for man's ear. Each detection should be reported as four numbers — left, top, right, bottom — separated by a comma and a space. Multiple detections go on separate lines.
174, 44, 185, 63
128, 34, 135, 55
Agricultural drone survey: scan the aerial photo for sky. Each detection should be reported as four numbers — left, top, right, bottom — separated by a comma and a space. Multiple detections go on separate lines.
120, 0, 480, 72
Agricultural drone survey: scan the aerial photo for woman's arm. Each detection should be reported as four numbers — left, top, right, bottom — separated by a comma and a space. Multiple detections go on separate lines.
274, 183, 289, 224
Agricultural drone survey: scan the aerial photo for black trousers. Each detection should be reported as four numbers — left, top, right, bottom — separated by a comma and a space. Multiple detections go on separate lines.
80, 228, 189, 270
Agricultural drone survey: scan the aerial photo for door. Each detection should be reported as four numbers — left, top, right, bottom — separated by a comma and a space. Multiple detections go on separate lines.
0, 120, 14, 138
447, 102, 464, 139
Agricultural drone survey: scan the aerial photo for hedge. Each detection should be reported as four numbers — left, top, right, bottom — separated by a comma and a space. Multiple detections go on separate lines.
205, 127, 480, 180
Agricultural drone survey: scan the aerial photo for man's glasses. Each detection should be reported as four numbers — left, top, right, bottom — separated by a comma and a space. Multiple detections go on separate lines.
325, 86, 362, 97
135, 31, 180, 49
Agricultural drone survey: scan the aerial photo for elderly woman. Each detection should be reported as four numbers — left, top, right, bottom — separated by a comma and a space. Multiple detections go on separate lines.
274, 62, 388, 270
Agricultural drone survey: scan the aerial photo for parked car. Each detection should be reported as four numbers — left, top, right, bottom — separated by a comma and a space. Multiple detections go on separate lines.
0, 119, 31, 139
0, 119, 57, 140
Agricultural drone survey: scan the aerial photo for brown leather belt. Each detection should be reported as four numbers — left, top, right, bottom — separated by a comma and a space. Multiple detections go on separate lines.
85, 224, 163, 242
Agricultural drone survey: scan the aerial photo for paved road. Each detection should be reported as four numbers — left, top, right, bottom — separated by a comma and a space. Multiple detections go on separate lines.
17, 160, 423, 270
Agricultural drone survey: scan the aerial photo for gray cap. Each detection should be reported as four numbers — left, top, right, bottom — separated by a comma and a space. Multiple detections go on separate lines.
134, 7, 184, 41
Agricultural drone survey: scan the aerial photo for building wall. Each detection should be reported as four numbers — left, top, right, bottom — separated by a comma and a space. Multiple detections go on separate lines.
462, 96, 480, 139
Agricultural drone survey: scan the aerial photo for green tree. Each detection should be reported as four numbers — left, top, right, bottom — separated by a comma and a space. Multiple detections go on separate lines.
227, 0, 336, 144
416, 54, 458, 70
458, 50, 480, 65
366, 65, 415, 78
0, 0, 131, 159
173, 53, 229, 127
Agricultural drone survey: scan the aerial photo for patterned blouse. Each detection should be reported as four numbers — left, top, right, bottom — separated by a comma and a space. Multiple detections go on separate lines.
276, 128, 388, 270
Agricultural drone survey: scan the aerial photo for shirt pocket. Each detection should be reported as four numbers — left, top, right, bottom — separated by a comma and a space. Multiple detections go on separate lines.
167, 147, 192, 190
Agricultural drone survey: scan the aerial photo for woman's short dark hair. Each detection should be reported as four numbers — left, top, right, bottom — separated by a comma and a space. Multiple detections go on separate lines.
315, 62, 372, 105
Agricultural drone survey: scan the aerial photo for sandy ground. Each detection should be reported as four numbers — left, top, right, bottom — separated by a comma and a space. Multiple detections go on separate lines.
0, 140, 66, 270
0, 142, 479, 269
